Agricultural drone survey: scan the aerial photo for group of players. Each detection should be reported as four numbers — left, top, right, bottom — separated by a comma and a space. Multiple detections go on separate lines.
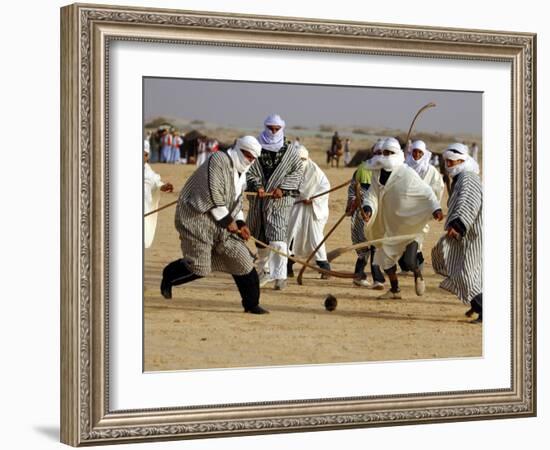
145, 113, 483, 322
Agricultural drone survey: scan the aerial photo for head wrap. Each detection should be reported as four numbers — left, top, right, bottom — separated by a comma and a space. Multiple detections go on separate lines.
442, 142, 479, 178
144, 139, 150, 155
379, 137, 405, 171
236, 135, 262, 158
298, 144, 309, 160
373, 139, 384, 154
406, 139, 432, 178
258, 113, 286, 152
364, 139, 385, 169
228, 135, 261, 173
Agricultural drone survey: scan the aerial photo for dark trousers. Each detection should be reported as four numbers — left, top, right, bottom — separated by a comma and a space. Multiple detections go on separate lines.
354, 246, 385, 283
397, 241, 424, 273
287, 258, 331, 275
162, 259, 260, 310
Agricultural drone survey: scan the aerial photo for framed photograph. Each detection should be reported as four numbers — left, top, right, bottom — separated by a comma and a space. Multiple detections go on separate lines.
60, 3, 536, 446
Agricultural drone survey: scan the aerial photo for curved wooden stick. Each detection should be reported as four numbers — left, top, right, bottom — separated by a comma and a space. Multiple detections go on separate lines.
326, 234, 419, 262
247, 235, 356, 280
405, 102, 436, 144
143, 191, 273, 217
296, 211, 349, 285
294, 180, 350, 204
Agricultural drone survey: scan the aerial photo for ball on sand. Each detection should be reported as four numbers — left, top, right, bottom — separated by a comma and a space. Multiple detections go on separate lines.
324, 294, 337, 311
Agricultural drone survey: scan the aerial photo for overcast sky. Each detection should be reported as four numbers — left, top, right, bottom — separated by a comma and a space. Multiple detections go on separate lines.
144, 77, 482, 135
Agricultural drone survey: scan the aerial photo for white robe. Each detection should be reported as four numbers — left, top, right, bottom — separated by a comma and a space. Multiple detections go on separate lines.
418, 163, 445, 241
287, 160, 330, 260
423, 164, 445, 202
363, 164, 440, 269
144, 163, 164, 248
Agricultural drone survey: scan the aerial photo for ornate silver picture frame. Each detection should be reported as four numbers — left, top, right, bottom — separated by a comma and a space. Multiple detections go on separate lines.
60, 3, 536, 446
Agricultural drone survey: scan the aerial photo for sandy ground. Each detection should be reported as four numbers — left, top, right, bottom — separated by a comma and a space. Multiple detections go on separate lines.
144, 153, 481, 371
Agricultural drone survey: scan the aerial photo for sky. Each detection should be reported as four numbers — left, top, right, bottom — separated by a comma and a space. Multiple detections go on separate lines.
144, 77, 482, 135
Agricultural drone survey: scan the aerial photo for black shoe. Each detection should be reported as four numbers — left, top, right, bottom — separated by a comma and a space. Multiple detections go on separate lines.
244, 305, 270, 314
160, 277, 172, 299
465, 307, 475, 318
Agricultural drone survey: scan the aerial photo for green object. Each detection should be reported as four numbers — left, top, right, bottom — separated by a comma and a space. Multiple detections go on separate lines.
354, 164, 372, 185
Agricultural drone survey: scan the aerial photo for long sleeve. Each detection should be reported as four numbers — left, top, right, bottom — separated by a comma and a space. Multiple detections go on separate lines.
445, 172, 482, 232
279, 155, 304, 191
246, 160, 264, 191
312, 170, 331, 221
207, 155, 229, 207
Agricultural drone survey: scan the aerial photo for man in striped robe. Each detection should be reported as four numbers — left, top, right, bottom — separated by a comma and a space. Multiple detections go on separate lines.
346, 139, 386, 289
432, 143, 482, 322
160, 136, 269, 314
246, 114, 304, 290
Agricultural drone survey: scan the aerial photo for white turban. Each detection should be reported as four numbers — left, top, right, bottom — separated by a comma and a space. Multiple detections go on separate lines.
406, 139, 432, 178
236, 135, 262, 158
443, 142, 479, 177
258, 113, 286, 152
364, 139, 383, 169
383, 137, 402, 153
379, 137, 404, 170
298, 144, 309, 160
264, 114, 286, 128
144, 139, 150, 155
229, 135, 261, 174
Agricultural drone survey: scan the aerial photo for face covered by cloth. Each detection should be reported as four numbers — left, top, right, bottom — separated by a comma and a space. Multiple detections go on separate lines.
257, 113, 286, 152
365, 139, 385, 170
443, 142, 480, 178
228, 136, 262, 173
379, 137, 405, 171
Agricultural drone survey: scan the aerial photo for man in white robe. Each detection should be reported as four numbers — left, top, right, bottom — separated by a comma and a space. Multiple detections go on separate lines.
399, 139, 445, 273
144, 140, 173, 248
286, 145, 331, 278
360, 137, 443, 299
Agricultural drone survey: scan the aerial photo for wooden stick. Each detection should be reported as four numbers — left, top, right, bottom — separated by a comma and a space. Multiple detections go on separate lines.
296, 211, 349, 285
294, 180, 350, 204
244, 191, 274, 197
144, 191, 273, 217
405, 102, 436, 144
326, 234, 420, 262
144, 199, 178, 217
247, 235, 356, 280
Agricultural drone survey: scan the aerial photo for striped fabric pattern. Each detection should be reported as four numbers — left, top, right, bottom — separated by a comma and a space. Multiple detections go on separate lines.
246, 142, 304, 242
348, 179, 371, 257
431, 171, 483, 304
175, 151, 254, 276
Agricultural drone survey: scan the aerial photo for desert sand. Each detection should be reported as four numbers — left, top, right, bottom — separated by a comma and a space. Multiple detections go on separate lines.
144, 146, 481, 372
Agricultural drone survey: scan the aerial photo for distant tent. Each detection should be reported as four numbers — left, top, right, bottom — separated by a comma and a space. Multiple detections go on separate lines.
347, 149, 373, 167
181, 130, 207, 163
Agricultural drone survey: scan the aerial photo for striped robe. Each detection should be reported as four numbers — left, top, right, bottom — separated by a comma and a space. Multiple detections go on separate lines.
246, 142, 304, 242
174, 151, 254, 277
348, 177, 372, 258
431, 171, 482, 304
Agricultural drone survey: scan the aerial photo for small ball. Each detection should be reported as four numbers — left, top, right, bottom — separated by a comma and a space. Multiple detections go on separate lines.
324, 294, 337, 311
